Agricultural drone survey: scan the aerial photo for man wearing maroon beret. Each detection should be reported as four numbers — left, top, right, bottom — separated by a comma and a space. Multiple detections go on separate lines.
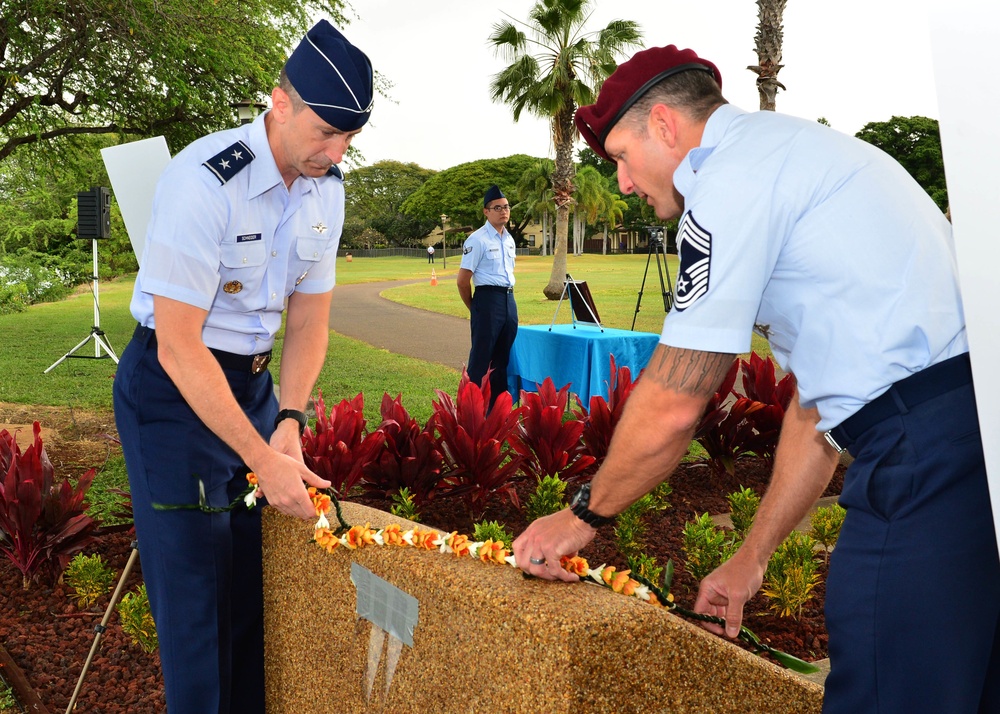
512, 44, 999, 713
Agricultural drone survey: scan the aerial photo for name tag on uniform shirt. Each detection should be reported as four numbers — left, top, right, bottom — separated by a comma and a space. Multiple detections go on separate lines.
236, 233, 262, 243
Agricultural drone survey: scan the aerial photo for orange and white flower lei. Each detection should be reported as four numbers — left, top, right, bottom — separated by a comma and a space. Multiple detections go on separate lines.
246, 476, 671, 608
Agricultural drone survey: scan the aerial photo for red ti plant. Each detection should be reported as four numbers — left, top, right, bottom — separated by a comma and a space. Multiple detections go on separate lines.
739, 352, 797, 464
361, 393, 446, 506
301, 391, 386, 498
0, 422, 98, 589
571, 355, 641, 472
693, 358, 765, 476
431, 371, 525, 520
511, 378, 595, 485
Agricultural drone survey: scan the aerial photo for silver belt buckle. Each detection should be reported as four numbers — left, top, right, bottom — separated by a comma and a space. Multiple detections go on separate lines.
824, 430, 846, 454
251, 354, 270, 375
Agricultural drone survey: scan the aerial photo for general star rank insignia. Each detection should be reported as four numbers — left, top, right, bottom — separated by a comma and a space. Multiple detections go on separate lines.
202, 141, 256, 185
223, 280, 243, 294
674, 211, 712, 312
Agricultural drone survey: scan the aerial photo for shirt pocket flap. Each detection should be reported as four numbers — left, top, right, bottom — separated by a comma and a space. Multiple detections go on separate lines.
220, 241, 266, 268
296, 236, 327, 262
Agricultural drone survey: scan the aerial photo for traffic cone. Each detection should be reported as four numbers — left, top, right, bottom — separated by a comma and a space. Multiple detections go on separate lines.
430, 269, 438, 286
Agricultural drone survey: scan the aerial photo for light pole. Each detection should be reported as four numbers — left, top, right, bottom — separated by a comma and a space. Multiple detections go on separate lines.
440, 214, 449, 270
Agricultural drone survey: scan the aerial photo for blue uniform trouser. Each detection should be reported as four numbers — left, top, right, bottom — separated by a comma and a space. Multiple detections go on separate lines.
467, 287, 517, 407
824, 377, 1000, 713
113, 326, 275, 714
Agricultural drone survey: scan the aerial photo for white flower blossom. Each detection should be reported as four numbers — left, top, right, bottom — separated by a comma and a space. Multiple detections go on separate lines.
315, 512, 330, 530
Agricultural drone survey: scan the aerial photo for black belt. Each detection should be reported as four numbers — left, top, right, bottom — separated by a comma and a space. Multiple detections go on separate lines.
133, 324, 272, 375
476, 285, 513, 293
825, 352, 973, 453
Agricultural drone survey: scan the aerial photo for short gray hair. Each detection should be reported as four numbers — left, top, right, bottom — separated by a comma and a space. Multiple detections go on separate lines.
620, 69, 727, 132
278, 67, 307, 113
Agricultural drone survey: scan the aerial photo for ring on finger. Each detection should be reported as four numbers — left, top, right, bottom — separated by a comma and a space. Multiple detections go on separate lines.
529, 557, 546, 565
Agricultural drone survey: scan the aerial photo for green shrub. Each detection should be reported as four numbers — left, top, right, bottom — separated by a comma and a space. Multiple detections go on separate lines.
727, 486, 760, 541
0, 280, 29, 314
682, 512, 737, 581
0, 253, 78, 308
472, 520, 515, 550
0, 679, 16, 709
524, 475, 566, 523
626, 552, 663, 588
614, 495, 653, 562
809, 502, 846, 563
117, 583, 158, 653
762, 531, 820, 619
648, 481, 673, 511
389, 487, 421, 522
65, 553, 115, 608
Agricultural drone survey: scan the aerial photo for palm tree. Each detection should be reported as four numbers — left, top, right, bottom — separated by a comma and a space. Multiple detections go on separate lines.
489, 0, 641, 298
515, 159, 556, 256
747, 0, 787, 111
571, 165, 608, 256
597, 189, 628, 255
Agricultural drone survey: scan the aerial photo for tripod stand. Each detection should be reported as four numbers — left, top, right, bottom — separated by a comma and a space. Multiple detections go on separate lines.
65, 540, 140, 713
45, 237, 119, 373
631, 236, 674, 331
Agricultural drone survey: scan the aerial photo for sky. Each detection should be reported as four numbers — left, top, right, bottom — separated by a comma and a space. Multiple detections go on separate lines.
339, 0, 945, 171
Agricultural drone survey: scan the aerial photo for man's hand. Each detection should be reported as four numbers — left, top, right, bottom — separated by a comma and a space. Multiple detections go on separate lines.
269, 419, 306, 463
693, 550, 765, 638
251, 448, 330, 521
512, 508, 597, 582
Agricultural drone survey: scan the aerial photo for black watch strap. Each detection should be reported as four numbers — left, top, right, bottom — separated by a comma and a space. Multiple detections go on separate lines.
569, 483, 614, 528
274, 408, 308, 435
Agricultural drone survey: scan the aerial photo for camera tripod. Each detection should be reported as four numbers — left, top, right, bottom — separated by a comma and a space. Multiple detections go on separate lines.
631, 238, 674, 331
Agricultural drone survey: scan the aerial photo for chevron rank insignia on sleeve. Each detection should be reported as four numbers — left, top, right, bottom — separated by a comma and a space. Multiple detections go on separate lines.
202, 141, 255, 185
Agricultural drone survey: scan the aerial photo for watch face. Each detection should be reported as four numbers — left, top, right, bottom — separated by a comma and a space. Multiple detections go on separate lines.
571, 484, 589, 509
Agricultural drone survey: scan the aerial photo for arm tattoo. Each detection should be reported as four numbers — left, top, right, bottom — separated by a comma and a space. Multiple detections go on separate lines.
644, 345, 736, 398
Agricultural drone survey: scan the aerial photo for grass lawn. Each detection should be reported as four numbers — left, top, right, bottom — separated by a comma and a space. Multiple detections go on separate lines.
0, 252, 770, 424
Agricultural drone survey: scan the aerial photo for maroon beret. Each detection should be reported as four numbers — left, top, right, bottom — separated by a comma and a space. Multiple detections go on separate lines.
575, 45, 721, 161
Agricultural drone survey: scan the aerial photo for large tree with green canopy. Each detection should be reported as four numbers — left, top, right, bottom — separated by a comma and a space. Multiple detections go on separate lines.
488, 0, 641, 299
855, 116, 948, 211
0, 0, 350, 163
343, 160, 437, 247
400, 154, 541, 244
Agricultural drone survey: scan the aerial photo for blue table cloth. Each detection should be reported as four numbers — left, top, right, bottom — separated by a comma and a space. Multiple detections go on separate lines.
508, 324, 660, 406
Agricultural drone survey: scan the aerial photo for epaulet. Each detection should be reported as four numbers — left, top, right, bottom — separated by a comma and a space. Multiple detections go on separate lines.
202, 141, 255, 185
326, 164, 343, 180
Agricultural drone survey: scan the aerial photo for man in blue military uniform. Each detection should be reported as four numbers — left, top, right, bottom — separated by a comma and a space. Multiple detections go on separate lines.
512, 45, 1000, 713
457, 184, 518, 408
112, 20, 372, 714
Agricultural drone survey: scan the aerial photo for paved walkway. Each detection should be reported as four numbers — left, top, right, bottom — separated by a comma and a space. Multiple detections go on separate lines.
328, 276, 470, 373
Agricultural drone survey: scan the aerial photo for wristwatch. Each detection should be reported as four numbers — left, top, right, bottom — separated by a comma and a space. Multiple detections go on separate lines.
569, 483, 614, 528
274, 408, 308, 436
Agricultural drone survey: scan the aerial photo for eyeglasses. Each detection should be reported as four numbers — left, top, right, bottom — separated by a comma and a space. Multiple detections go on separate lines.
488, 205, 511, 213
